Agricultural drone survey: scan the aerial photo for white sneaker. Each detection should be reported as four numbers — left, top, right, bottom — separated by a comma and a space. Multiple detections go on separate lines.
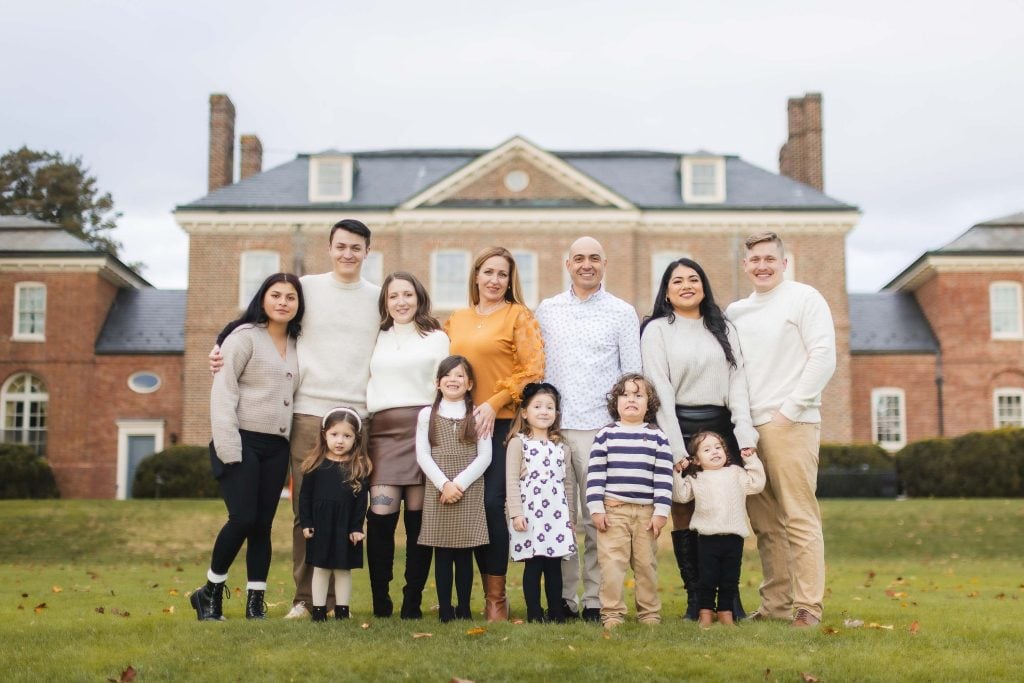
283, 602, 309, 619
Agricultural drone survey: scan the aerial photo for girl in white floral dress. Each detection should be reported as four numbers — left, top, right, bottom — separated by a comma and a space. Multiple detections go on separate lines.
505, 382, 577, 622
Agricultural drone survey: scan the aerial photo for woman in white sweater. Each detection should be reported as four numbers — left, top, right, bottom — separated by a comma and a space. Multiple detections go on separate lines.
364, 272, 450, 619
192, 273, 304, 622
640, 257, 758, 621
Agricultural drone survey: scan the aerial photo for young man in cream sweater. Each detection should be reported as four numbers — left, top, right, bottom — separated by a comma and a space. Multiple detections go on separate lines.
726, 231, 835, 628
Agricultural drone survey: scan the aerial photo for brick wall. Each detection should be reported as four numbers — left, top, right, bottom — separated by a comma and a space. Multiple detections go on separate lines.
850, 354, 939, 444
779, 93, 824, 192
444, 159, 591, 203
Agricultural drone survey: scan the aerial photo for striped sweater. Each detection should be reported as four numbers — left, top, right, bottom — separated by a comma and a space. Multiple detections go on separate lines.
586, 422, 674, 518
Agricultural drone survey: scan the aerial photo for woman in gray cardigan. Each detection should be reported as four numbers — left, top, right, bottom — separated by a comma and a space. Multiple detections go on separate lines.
191, 273, 305, 621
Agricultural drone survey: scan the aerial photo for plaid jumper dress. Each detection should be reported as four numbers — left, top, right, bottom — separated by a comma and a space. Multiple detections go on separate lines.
418, 414, 488, 549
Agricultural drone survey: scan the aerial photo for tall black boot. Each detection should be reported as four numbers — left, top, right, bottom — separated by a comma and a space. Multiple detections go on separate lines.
245, 589, 267, 619
190, 580, 227, 621
672, 530, 700, 620
366, 510, 400, 617
438, 605, 456, 623
733, 593, 748, 620
400, 510, 433, 620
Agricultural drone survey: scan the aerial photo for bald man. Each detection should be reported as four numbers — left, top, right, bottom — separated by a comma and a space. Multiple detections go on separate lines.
535, 236, 642, 621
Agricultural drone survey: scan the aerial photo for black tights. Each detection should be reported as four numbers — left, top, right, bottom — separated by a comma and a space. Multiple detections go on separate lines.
210, 430, 290, 582
475, 419, 511, 577
522, 556, 564, 621
435, 548, 474, 611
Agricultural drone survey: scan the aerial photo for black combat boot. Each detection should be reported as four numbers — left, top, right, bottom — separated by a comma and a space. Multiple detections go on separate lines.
190, 580, 227, 621
245, 589, 267, 619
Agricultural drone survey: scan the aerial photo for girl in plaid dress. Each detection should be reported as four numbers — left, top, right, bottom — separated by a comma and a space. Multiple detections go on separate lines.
415, 355, 492, 622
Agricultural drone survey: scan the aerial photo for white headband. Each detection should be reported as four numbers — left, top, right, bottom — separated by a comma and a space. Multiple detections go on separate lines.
322, 406, 362, 432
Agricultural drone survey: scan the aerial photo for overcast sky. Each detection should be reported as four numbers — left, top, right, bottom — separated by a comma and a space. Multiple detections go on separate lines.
4, 0, 1022, 291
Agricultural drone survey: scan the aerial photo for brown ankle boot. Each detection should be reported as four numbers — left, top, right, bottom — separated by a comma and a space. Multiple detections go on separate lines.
698, 609, 715, 628
482, 574, 509, 622
718, 610, 735, 626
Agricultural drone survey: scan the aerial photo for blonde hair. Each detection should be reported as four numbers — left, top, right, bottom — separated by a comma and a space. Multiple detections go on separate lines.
468, 246, 526, 306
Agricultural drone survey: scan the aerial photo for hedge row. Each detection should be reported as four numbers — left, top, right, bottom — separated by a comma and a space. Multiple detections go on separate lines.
0, 444, 60, 499
897, 428, 1024, 498
818, 442, 897, 498
132, 445, 220, 499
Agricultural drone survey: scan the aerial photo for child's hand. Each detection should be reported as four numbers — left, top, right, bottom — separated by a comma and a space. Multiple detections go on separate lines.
512, 516, 528, 532
349, 531, 365, 544
674, 457, 691, 473
647, 515, 667, 538
302, 528, 314, 539
440, 481, 463, 504
592, 512, 608, 532
740, 448, 756, 459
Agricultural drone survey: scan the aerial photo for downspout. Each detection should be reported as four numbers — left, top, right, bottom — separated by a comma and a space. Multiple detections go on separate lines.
935, 347, 945, 437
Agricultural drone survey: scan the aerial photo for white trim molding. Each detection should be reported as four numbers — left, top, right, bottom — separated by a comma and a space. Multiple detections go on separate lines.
681, 155, 726, 204
430, 249, 471, 311
308, 154, 353, 203
993, 388, 1024, 428
990, 281, 1023, 340
871, 387, 907, 451
115, 418, 165, 500
887, 255, 1024, 292
238, 250, 281, 309
12, 281, 46, 342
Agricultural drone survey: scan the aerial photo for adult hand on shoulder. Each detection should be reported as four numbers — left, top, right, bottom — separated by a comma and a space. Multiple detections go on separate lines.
473, 403, 496, 440
302, 528, 314, 539
512, 516, 528, 532
592, 512, 608, 532
647, 514, 667, 538
209, 345, 224, 376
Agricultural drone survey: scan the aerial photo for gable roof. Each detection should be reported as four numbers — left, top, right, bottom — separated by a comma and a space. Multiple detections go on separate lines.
849, 292, 939, 354
95, 289, 186, 354
176, 145, 856, 212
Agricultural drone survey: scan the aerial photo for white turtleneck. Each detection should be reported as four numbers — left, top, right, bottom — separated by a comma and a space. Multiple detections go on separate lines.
415, 399, 492, 492
366, 323, 450, 413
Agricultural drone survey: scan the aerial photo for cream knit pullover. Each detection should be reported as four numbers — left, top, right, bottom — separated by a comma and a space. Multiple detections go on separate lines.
673, 456, 766, 537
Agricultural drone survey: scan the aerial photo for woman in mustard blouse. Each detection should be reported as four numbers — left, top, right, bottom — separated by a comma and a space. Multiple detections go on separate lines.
444, 246, 545, 621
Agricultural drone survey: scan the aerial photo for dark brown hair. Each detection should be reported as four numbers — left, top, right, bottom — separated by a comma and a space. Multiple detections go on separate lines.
378, 271, 441, 335
606, 372, 661, 424
301, 408, 373, 493
428, 355, 478, 446
506, 382, 563, 445
684, 430, 729, 477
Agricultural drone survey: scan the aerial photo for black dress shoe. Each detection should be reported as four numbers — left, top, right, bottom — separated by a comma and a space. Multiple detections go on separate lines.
581, 607, 601, 623
561, 599, 580, 620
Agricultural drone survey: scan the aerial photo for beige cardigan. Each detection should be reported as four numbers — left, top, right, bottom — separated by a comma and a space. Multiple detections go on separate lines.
210, 324, 299, 464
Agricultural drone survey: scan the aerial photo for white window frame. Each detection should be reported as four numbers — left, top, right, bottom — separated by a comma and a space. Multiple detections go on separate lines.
784, 252, 796, 282
993, 388, 1024, 429
308, 155, 353, 203
362, 252, 384, 286
115, 419, 165, 500
651, 251, 691, 304
238, 250, 281, 310
511, 249, 539, 308
431, 249, 471, 311
990, 281, 1023, 340
1, 372, 49, 456
681, 156, 726, 204
13, 282, 46, 342
871, 387, 907, 451
127, 371, 162, 394
561, 251, 572, 292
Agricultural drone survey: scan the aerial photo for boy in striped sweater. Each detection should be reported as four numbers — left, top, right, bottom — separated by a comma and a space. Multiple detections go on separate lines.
586, 373, 673, 628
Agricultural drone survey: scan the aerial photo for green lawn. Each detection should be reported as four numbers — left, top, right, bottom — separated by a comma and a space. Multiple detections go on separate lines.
2, 499, 1022, 681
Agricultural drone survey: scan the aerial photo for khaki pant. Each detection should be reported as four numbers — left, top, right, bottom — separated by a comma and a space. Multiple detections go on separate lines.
560, 428, 601, 611
596, 502, 661, 625
289, 414, 328, 608
746, 421, 825, 620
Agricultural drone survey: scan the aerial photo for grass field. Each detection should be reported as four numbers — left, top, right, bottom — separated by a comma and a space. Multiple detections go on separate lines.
2, 498, 1022, 681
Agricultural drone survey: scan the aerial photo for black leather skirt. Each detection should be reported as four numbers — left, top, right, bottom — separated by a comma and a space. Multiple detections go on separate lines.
674, 404, 742, 466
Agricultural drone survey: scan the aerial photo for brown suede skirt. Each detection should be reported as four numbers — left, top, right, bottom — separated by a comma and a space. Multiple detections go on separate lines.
368, 405, 425, 487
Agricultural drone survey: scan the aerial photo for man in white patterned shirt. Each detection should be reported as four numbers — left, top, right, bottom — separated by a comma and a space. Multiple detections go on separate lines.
535, 236, 642, 621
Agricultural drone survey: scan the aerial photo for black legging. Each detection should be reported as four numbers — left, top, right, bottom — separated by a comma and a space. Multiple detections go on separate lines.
475, 418, 511, 576
697, 533, 744, 611
435, 547, 474, 609
522, 556, 564, 619
210, 430, 290, 581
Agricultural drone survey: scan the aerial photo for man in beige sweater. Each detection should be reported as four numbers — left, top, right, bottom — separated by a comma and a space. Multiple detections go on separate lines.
726, 231, 836, 628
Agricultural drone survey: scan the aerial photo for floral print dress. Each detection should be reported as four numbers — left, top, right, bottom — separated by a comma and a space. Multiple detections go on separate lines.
509, 437, 577, 561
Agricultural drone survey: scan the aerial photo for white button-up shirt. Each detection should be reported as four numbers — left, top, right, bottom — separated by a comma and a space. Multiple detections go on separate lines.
535, 286, 642, 430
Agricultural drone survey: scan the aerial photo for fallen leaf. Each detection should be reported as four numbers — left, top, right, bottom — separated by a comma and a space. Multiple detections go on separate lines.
867, 622, 894, 630
95, 607, 105, 614
501, 636, 509, 642
20, 593, 28, 598
51, 586, 63, 593
821, 626, 840, 635
360, 622, 371, 629
909, 620, 920, 634
885, 590, 908, 598
843, 618, 864, 628
511, 619, 524, 625
106, 665, 137, 683
111, 608, 131, 618
16, 604, 24, 611
967, 591, 980, 598
800, 673, 819, 683
34, 603, 47, 613
763, 668, 771, 680
602, 630, 611, 640
233, 587, 242, 596
168, 589, 179, 596
163, 606, 175, 614
995, 593, 1006, 600
411, 632, 433, 639
567, 644, 575, 651
450, 678, 475, 683
151, 583, 159, 588
175, 566, 183, 572
466, 627, 486, 636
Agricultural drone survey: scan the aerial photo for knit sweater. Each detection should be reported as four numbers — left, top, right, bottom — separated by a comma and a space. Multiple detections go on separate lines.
366, 325, 450, 413
641, 315, 758, 458
726, 280, 836, 426
673, 456, 766, 537
294, 273, 380, 417
586, 422, 674, 518
210, 324, 299, 464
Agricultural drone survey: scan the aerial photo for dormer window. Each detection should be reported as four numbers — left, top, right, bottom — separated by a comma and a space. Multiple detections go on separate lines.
308, 154, 353, 202
681, 156, 726, 204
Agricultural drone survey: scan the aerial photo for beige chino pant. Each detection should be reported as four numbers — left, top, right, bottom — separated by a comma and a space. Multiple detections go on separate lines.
560, 428, 601, 611
595, 501, 661, 625
289, 414, 332, 608
746, 420, 825, 620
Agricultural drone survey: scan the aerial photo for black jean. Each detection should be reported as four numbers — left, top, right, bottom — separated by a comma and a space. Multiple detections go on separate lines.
209, 430, 290, 582
475, 418, 511, 576
696, 533, 744, 611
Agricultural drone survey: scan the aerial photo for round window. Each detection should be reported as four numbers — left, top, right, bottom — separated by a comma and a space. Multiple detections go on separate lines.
128, 371, 162, 394
503, 170, 530, 193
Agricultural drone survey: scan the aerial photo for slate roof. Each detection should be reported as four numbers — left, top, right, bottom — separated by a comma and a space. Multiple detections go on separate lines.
177, 149, 856, 212
0, 221, 99, 254
849, 292, 939, 354
936, 211, 1024, 255
95, 289, 186, 354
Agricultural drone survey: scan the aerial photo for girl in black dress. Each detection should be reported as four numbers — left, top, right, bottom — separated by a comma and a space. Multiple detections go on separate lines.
299, 407, 373, 621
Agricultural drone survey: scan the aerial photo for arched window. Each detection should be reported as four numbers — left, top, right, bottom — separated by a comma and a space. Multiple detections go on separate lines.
2, 373, 49, 456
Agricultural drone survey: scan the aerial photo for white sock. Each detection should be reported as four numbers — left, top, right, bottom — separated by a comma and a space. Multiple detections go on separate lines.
246, 581, 267, 591
207, 569, 228, 583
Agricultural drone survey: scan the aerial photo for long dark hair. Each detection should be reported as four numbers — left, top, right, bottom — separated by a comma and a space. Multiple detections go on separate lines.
507, 382, 563, 445
428, 355, 478, 446
216, 273, 304, 346
378, 271, 441, 335
301, 407, 372, 493
641, 258, 736, 368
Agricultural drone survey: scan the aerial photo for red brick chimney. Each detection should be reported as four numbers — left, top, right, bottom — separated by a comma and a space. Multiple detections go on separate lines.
240, 134, 263, 180
779, 92, 824, 192
208, 94, 235, 193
